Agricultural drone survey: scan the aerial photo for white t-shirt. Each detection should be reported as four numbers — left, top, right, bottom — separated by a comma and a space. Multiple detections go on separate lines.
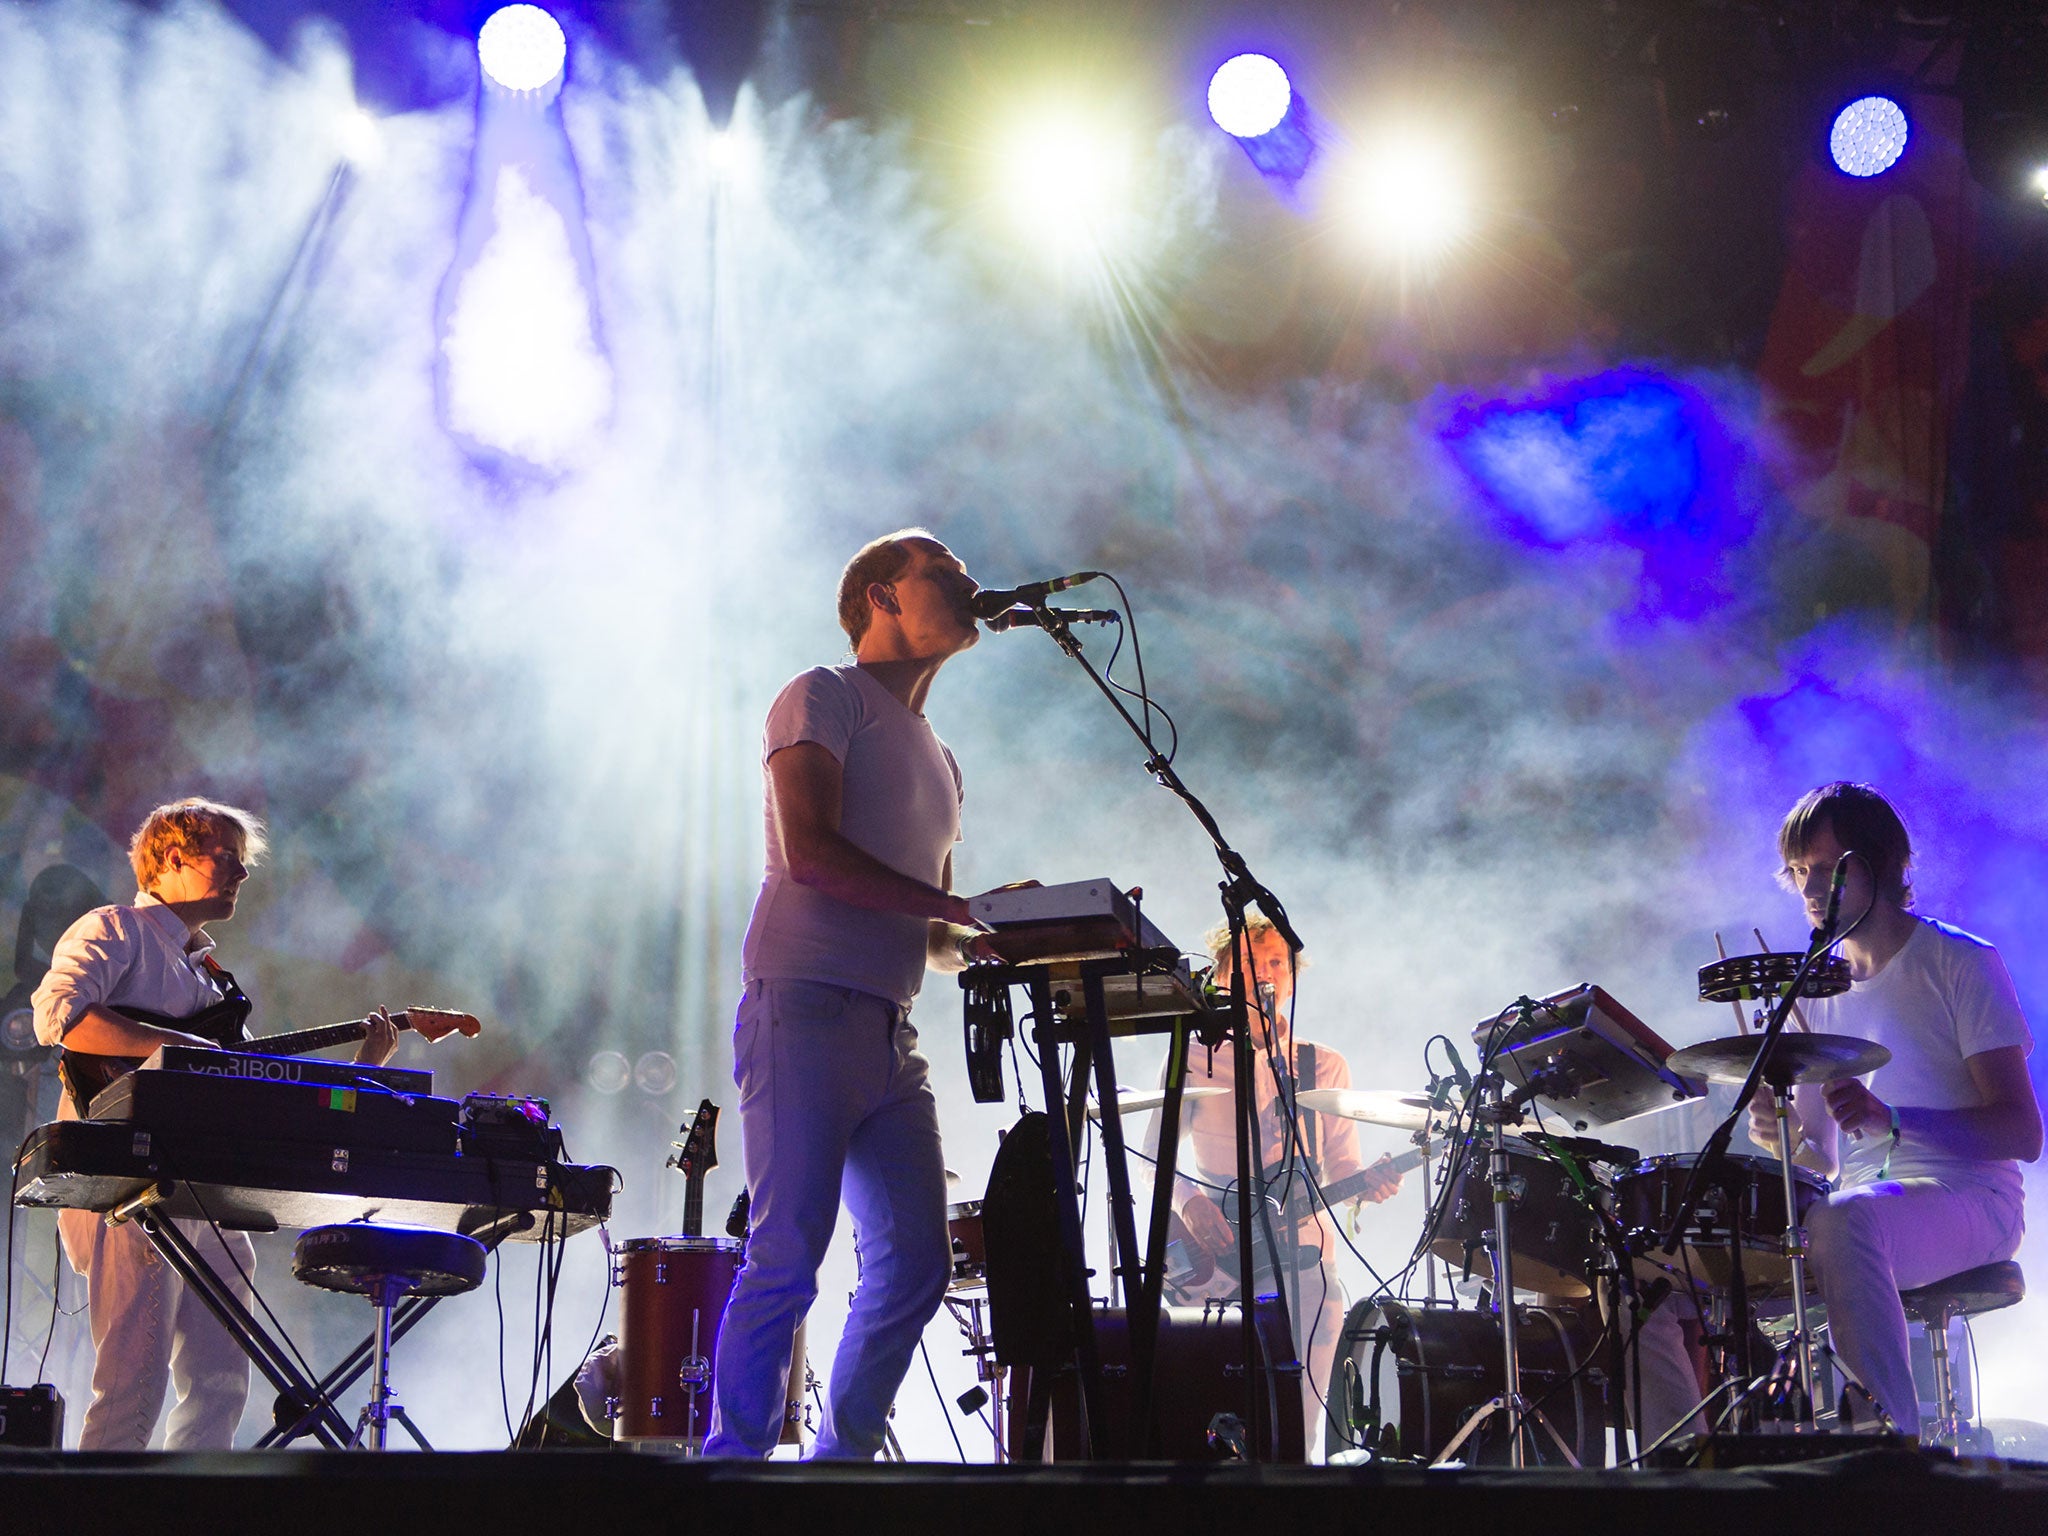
1802, 917, 2033, 1203
739, 665, 962, 1008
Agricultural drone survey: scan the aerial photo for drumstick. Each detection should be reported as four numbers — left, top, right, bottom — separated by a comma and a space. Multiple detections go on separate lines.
1755, 927, 1813, 1032
1715, 932, 1749, 1035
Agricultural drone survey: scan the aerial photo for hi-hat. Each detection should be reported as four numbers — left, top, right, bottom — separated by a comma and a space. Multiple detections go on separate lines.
1295, 1088, 1459, 1132
1086, 1086, 1229, 1119
1668, 1032, 1891, 1087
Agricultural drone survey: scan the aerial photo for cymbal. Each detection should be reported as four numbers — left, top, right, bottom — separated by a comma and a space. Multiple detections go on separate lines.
1667, 1032, 1891, 1086
1295, 1088, 1460, 1132
1699, 952, 1852, 1004
1086, 1086, 1229, 1119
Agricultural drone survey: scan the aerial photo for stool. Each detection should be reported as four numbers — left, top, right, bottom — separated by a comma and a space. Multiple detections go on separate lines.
293, 1223, 487, 1449
1898, 1259, 2026, 1448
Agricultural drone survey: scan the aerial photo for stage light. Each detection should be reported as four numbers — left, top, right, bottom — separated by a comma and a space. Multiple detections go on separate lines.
1208, 54, 1292, 140
994, 112, 1134, 257
635, 1051, 678, 1095
337, 107, 383, 169
2032, 165, 2048, 205
704, 128, 759, 186
2, 1007, 38, 1054
1829, 95, 1909, 178
1342, 131, 1474, 262
586, 1050, 631, 1094
478, 5, 567, 94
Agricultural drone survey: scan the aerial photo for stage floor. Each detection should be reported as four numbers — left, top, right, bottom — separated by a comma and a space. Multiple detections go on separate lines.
4, 1446, 2046, 1536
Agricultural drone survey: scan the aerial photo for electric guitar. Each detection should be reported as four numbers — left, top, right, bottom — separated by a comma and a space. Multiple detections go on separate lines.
667, 1098, 719, 1239
59, 1005, 483, 1107
1162, 1148, 1429, 1304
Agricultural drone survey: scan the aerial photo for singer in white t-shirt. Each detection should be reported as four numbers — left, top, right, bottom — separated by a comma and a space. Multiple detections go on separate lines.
1755, 782, 2042, 1437
706, 530, 1026, 1460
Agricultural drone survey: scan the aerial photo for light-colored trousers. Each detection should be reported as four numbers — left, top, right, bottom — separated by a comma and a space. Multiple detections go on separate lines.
58, 1206, 254, 1451
704, 980, 952, 1459
1632, 1176, 2024, 1443
1807, 1177, 2024, 1437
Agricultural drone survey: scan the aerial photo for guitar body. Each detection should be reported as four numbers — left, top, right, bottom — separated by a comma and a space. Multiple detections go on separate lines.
58, 995, 252, 1108
1159, 1150, 1427, 1307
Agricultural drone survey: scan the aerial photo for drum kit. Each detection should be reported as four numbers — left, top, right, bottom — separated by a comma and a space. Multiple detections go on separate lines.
595, 933, 1886, 1465
1316, 948, 1891, 1466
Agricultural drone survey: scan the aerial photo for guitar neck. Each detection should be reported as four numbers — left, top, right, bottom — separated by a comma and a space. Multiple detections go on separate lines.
240, 1012, 418, 1059
1316, 1147, 1429, 1207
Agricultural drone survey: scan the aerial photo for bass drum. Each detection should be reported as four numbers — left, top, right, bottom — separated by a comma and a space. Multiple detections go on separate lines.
1325, 1299, 1606, 1466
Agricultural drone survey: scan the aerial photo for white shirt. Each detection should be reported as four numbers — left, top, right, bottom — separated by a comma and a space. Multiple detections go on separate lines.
1803, 916, 2033, 1203
31, 893, 225, 1046
740, 665, 963, 1008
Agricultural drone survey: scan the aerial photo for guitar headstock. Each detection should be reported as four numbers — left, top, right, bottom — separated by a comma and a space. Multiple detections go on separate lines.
399, 1007, 483, 1043
672, 1098, 719, 1179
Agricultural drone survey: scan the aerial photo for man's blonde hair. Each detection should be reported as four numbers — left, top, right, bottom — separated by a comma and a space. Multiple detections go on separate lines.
1202, 913, 1306, 971
129, 797, 268, 889
835, 527, 943, 645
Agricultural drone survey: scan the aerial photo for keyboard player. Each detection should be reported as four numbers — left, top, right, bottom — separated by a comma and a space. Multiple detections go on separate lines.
30, 797, 398, 1451
705, 531, 1029, 1460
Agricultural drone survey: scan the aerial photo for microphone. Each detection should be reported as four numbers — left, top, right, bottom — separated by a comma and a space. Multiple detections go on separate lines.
980, 605, 1119, 633
1813, 853, 1852, 945
967, 571, 1104, 619
1442, 1040, 1474, 1098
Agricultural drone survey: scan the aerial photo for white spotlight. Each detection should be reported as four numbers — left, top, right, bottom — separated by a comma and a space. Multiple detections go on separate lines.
1208, 54, 1292, 140
2032, 165, 2048, 205
478, 5, 567, 94
1345, 132, 1474, 261
704, 128, 759, 186
337, 107, 383, 169
995, 113, 1134, 258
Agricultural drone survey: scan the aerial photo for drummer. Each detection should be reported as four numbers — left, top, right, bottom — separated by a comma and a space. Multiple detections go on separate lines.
1143, 916, 1404, 1451
1744, 782, 2041, 1438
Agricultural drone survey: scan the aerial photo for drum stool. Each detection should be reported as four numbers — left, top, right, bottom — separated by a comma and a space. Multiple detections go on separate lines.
293, 1223, 488, 1450
1898, 1259, 2025, 1449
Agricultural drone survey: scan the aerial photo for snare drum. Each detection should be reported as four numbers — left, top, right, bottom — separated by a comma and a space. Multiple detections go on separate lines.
613, 1236, 806, 1446
1427, 1140, 1604, 1298
947, 1200, 987, 1291
1613, 1153, 1828, 1295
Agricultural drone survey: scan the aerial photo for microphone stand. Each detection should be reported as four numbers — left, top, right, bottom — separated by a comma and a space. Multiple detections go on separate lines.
1013, 600, 1303, 1461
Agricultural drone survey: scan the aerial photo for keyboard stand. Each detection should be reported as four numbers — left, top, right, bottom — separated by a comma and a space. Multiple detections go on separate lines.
112, 1187, 356, 1449
969, 949, 1194, 1460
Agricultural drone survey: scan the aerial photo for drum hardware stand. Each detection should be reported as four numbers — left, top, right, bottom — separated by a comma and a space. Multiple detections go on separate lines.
1003, 596, 1305, 1462
1763, 1076, 1821, 1424
944, 1293, 1007, 1462
1430, 1011, 1580, 1470
1661, 935, 1849, 1434
676, 1311, 710, 1455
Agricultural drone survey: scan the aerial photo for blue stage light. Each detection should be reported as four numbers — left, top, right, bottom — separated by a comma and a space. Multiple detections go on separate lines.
478, 5, 567, 94
1829, 96, 1909, 178
1208, 54, 1292, 140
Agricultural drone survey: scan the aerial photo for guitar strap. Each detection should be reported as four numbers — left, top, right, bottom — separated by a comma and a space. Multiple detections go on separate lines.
1297, 1041, 1321, 1178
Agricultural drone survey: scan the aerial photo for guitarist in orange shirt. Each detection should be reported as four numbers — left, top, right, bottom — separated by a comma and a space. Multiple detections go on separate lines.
1145, 916, 1405, 1451
28, 797, 466, 1450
